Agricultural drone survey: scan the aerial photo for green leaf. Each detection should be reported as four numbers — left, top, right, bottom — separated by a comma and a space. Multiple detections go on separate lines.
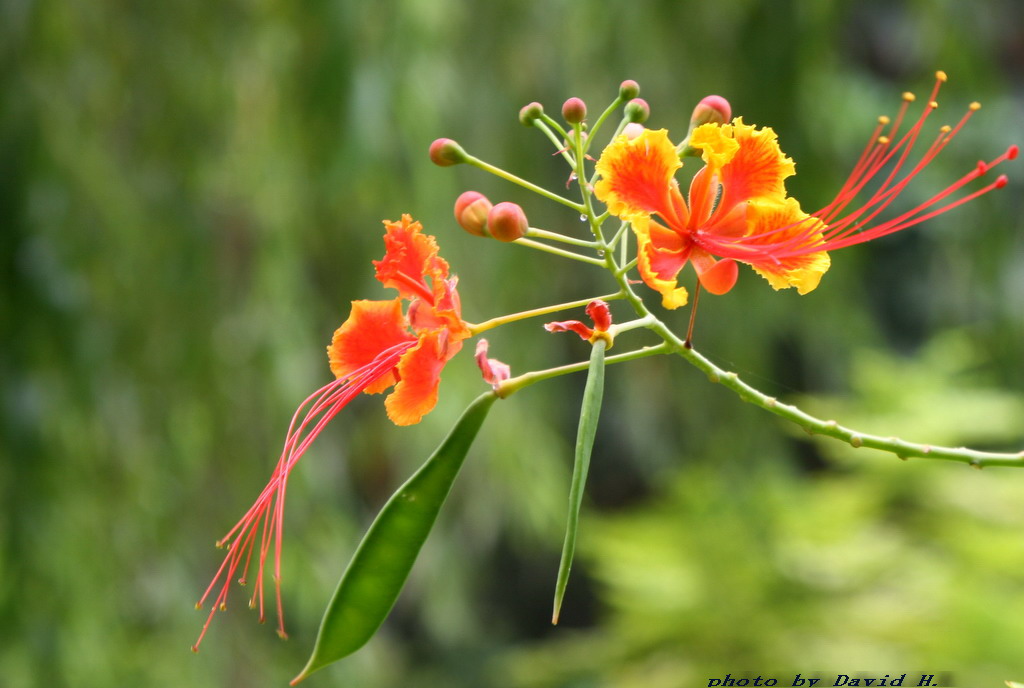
552, 339, 606, 624
291, 391, 498, 684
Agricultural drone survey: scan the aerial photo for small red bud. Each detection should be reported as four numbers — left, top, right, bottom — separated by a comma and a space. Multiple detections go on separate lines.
454, 191, 493, 237
429, 138, 467, 166
690, 95, 732, 127
519, 101, 544, 126
486, 202, 529, 242
562, 97, 587, 124
624, 98, 650, 124
619, 80, 640, 100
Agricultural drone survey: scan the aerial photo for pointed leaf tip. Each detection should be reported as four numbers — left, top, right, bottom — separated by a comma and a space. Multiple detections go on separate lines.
551, 340, 607, 625
295, 392, 497, 680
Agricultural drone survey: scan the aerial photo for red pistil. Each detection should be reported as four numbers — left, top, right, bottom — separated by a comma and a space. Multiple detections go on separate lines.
192, 340, 415, 652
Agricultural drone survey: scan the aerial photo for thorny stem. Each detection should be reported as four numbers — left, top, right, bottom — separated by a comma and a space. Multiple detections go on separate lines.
585, 203, 1024, 469
679, 340, 1024, 468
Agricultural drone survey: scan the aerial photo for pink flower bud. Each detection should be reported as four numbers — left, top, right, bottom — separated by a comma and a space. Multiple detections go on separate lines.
454, 191, 493, 237
519, 102, 544, 126
624, 98, 650, 124
486, 202, 529, 242
690, 95, 732, 127
619, 80, 640, 100
562, 97, 587, 124
429, 138, 467, 166
622, 122, 645, 140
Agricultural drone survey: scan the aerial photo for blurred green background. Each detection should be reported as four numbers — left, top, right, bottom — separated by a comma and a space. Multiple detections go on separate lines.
3, 0, 1024, 686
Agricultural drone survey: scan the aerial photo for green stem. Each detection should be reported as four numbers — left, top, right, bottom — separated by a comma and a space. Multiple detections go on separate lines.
539, 113, 569, 140
609, 315, 656, 337
530, 119, 575, 166
616, 257, 638, 276
464, 155, 585, 212
496, 343, 670, 397
584, 99, 626, 155
526, 227, 600, 249
513, 238, 607, 267
681, 343, 1024, 468
571, 124, 607, 247
592, 232, 1024, 469
468, 292, 625, 335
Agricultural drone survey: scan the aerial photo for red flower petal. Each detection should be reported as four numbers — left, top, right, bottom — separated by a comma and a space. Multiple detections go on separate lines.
328, 299, 414, 395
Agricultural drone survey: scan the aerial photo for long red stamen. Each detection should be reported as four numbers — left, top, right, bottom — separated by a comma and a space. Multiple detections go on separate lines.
192, 340, 414, 652
702, 73, 1015, 265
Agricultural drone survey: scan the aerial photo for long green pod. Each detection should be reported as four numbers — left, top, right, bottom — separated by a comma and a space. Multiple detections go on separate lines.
292, 391, 497, 684
551, 339, 606, 624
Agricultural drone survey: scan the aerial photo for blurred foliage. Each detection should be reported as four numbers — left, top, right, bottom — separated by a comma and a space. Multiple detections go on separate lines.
2, 0, 1023, 687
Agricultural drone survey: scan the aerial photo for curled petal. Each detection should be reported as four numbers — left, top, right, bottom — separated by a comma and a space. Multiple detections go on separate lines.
475, 339, 511, 389
409, 276, 469, 342
690, 252, 739, 295
328, 299, 414, 394
689, 122, 740, 171
585, 300, 612, 332
544, 319, 594, 340
632, 216, 690, 309
374, 215, 448, 302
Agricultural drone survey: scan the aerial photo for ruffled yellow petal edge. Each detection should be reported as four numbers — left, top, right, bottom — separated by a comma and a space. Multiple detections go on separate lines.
692, 119, 795, 211
745, 198, 831, 294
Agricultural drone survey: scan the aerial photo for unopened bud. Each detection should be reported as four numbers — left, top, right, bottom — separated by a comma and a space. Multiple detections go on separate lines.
429, 138, 467, 166
454, 191, 493, 237
519, 101, 544, 126
619, 80, 640, 101
486, 202, 528, 242
622, 122, 645, 140
624, 98, 650, 124
562, 97, 587, 124
690, 95, 732, 127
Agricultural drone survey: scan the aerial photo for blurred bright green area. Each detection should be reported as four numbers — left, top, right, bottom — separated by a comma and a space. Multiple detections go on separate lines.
3, 0, 1024, 686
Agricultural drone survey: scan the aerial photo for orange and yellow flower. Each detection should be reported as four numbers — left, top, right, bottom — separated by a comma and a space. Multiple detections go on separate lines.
595, 73, 1015, 309
194, 215, 468, 650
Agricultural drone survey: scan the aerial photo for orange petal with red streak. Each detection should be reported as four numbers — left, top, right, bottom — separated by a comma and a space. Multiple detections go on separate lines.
328, 299, 414, 394
385, 331, 446, 426
633, 216, 690, 309
594, 129, 685, 222
373, 215, 449, 302
715, 119, 795, 213
743, 198, 831, 294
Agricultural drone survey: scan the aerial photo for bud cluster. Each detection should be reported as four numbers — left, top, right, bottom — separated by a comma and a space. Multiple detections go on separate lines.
453, 191, 528, 242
